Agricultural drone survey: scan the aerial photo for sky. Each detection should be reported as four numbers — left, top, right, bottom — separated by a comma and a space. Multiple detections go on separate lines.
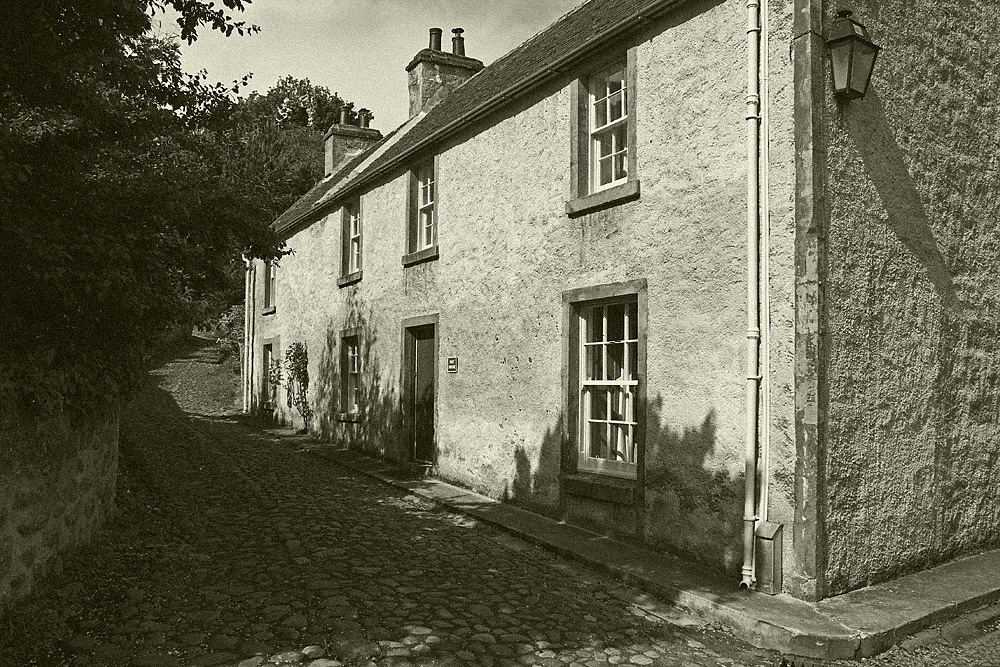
160, 0, 586, 131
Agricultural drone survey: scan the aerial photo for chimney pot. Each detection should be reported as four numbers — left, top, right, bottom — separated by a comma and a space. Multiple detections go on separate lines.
358, 109, 373, 129
339, 107, 350, 125
429, 27, 443, 51
406, 27, 483, 117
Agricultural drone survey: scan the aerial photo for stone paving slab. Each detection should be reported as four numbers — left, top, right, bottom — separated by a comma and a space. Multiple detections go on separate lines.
303, 441, 1000, 662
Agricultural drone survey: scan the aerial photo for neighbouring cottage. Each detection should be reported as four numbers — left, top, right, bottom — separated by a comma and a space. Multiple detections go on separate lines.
244, 0, 1000, 602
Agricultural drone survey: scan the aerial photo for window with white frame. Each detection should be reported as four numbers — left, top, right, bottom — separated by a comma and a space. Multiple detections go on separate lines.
415, 161, 436, 251
342, 198, 362, 275
579, 299, 639, 477
263, 260, 277, 309
341, 335, 361, 413
589, 64, 628, 192
262, 343, 273, 405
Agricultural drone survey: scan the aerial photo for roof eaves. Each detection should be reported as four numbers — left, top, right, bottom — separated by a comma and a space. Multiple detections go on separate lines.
330, 0, 687, 204
272, 114, 425, 235
272, 0, 690, 238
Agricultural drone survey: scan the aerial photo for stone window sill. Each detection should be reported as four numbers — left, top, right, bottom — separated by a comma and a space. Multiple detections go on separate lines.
566, 179, 640, 218
262, 306, 276, 316
563, 472, 637, 505
402, 245, 439, 267
337, 270, 362, 288
336, 412, 361, 423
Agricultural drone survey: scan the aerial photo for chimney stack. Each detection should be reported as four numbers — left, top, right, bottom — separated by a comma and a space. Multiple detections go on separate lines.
406, 27, 484, 117
429, 27, 443, 51
324, 106, 381, 177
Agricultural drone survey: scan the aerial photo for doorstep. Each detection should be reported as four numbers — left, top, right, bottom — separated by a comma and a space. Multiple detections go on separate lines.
268, 430, 1000, 662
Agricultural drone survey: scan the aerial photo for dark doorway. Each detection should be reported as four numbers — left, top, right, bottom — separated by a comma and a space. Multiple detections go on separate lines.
405, 323, 436, 462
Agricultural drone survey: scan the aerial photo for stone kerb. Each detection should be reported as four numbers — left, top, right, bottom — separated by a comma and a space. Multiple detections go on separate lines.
0, 411, 119, 612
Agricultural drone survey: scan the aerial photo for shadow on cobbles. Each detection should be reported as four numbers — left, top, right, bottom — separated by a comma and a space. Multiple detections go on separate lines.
0, 339, 773, 667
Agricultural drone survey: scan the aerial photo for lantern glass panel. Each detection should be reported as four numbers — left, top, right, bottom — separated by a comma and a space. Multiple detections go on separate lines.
830, 41, 852, 94
851, 43, 878, 96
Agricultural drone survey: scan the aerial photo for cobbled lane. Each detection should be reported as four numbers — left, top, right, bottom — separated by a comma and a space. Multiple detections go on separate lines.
2, 339, 997, 667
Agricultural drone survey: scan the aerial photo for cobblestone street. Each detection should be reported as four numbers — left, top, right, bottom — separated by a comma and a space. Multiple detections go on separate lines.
1, 339, 996, 667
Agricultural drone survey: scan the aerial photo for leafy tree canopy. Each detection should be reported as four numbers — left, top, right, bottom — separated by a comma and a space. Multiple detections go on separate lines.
0, 1, 360, 419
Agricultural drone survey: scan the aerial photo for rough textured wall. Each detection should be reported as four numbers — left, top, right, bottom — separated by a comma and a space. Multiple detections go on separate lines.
762, 0, 799, 591
0, 413, 119, 611
634, 0, 749, 574
258, 0, 799, 577
822, 0, 1000, 594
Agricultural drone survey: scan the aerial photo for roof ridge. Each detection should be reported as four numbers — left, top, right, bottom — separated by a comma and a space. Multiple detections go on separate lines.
478, 0, 592, 74
274, 0, 661, 236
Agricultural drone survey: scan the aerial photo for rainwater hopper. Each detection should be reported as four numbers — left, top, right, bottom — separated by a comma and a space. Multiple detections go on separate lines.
754, 521, 783, 595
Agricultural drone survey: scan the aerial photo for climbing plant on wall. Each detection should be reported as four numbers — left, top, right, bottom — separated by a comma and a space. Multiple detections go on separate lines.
283, 342, 313, 430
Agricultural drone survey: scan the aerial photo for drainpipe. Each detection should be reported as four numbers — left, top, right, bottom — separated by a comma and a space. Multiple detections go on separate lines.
741, 0, 763, 590
242, 256, 252, 413
758, 0, 771, 529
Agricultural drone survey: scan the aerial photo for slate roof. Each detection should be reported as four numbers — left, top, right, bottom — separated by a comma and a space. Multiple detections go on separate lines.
274, 0, 684, 236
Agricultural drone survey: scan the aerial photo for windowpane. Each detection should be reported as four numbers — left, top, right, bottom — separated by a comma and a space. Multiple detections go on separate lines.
628, 303, 638, 340
597, 131, 614, 158
628, 342, 638, 380
347, 373, 357, 409
594, 98, 607, 129
615, 152, 628, 181
590, 389, 608, 420
586, 345, 603, 380
611, 425, 629, 461
420, 208, 435, 249
612, 124, 627, 155
599, 157, 613, 186
606, 343, 623, 380
586, 308, 603, 343
610, 388, 626, 421
609, 91, 624, 123
607, 304, 625, 340
350, 240, 361, 273
589, 421, 608, 459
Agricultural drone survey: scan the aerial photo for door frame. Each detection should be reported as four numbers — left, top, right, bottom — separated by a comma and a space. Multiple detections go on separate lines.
400, 313, 440, 463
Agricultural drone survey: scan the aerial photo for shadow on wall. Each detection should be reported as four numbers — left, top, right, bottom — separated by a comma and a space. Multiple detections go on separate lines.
644, 399, 742, 574
314, 293, 406, 461
842, 91, 960, 311
505, 395, 743, 574
507, 414, 564, 520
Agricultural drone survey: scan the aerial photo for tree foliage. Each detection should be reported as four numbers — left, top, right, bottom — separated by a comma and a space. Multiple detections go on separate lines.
0, 1, 352, 419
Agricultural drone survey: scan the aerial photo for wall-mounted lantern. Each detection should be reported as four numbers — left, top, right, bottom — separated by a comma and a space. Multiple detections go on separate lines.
826, 9, 881, 100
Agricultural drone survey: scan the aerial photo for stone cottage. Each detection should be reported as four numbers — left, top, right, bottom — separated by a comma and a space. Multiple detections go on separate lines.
243, 0, 1000, 602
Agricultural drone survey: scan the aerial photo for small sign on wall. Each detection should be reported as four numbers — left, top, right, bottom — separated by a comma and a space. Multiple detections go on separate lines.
447, 356, 459, 373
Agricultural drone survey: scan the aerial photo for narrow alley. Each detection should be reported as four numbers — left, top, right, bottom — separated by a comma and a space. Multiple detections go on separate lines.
0, 339, 995, 667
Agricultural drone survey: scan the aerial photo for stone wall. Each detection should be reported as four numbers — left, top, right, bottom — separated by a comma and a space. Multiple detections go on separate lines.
0, 412, 119, 610
255, 0, 799, 581
821, 0, 1000, 595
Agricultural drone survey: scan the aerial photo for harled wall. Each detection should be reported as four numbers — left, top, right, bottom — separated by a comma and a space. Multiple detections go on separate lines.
254, 0, 800, 583
819, 0, 1000, 595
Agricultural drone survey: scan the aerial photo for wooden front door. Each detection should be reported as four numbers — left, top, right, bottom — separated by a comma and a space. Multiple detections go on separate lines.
406, 324, 436, 462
